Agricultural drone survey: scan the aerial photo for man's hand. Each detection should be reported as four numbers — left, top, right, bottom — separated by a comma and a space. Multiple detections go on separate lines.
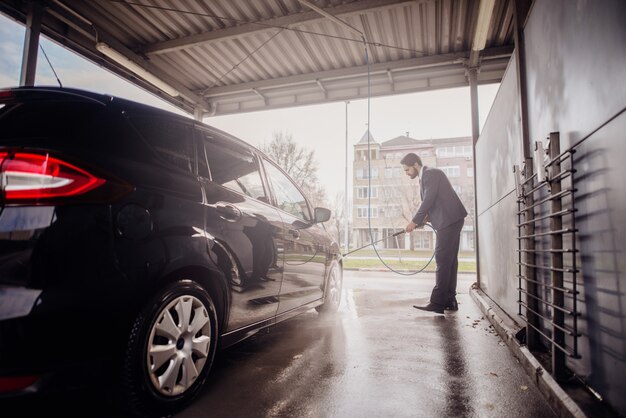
406, 221, 425, 233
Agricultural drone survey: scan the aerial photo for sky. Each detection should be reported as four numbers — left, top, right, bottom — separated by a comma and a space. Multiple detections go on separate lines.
0, 13, 499, 203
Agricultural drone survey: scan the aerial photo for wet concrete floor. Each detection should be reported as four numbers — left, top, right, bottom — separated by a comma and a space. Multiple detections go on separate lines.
176, 271, 558, 418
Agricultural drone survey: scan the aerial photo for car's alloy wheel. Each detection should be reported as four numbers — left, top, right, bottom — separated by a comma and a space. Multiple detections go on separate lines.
123, 280, 218, 417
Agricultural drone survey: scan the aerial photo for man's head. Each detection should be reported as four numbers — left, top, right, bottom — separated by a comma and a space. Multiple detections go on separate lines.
400, 153, 422, 179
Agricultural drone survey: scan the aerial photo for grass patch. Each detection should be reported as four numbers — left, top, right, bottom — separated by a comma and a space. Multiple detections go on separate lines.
343, 248, 476, 259
343, 258, 476, 272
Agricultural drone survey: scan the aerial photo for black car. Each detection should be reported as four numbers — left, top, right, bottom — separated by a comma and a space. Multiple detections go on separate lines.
0, 87, 343, 416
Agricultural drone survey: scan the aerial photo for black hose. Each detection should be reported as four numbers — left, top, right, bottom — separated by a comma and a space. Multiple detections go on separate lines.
342, 230, 404, 257
343, 224, 437, 276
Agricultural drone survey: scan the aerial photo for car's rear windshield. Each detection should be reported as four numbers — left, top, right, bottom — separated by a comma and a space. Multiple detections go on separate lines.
0, 100, 103, 148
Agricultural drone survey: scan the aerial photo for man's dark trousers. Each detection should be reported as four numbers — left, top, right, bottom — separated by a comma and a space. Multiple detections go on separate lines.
430, 218, 464, 307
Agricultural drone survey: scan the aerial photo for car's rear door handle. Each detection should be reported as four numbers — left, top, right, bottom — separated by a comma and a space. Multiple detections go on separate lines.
215, 203, 241, 222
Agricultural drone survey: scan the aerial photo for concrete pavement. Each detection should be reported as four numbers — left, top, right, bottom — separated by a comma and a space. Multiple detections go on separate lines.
177, 271, 558, 418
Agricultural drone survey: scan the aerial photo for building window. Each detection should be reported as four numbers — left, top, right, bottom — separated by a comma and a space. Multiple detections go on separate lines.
436, 145, 472, 158
357, 187, 377, 199
383, 167, 400, 178
453, 185, 462, 195
436, 147, 454, 158
414, 231, 431, 249
467, 167, 474, 177
357, 207, 378, 218
356, 168, 378, 179
383, 228, 405, 249
441, 166, 460, 177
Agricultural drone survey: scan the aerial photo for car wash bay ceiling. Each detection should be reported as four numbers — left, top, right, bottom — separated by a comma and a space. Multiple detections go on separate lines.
0, 0, 515, 117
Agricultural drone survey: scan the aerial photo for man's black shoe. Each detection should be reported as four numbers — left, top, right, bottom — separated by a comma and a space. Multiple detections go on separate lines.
445, 299, 459, 311
413, 303, 444, 314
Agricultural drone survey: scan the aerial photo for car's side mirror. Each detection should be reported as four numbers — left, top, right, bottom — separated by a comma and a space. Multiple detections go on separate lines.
313, 207, 331, 223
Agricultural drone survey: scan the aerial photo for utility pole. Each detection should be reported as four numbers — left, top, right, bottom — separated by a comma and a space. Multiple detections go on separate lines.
344, 100, 350, 252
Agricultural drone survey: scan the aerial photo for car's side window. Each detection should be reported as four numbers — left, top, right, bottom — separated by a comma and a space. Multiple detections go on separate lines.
198, 131, 266, 201
127, 116, 194, 174
263, 159, 311, 221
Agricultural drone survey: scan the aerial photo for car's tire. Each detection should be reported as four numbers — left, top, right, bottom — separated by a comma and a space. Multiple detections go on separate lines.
316, 260, 342, 314
123, 280, 219, 417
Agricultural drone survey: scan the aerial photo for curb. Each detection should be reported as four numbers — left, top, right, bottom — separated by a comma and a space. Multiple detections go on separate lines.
344, 268, 476, 274
469, 286, 587, 418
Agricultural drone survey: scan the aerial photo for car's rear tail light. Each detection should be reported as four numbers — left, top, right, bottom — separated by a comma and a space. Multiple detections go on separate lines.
1, 151, 132, 205
0, 375, 39, 392
0, 90, 13, 100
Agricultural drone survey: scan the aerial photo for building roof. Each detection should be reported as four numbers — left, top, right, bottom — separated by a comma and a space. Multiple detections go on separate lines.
380, 135, 472, 148
429, 136, 473, 145
381, 135, 420, 147
356, 130, 377, 145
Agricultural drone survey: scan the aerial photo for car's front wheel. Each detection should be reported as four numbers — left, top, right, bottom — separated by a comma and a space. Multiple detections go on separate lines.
316, 260, 342, 313
123, 280, 218, 417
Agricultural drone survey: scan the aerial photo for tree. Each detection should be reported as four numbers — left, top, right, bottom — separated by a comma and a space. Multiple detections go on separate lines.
377, 158, 421, 250
260, 131, 327, 207
328, 191, 351, 249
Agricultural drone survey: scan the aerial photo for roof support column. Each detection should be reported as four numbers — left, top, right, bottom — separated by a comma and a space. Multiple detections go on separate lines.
20, 0, 43, 86
468, 66, 481, 286
512, 0, 536, 351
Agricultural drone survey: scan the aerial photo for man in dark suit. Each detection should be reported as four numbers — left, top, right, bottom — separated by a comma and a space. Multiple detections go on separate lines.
401, 152, 468, 314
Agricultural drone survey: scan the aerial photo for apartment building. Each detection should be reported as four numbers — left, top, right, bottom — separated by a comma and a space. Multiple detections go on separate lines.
352, 131, 475, 252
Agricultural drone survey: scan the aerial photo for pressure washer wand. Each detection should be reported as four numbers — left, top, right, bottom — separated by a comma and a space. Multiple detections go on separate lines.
342, 230, 405, 257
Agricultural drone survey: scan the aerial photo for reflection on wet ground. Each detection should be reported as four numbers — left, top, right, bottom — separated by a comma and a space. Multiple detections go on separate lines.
178, 271, 557, 418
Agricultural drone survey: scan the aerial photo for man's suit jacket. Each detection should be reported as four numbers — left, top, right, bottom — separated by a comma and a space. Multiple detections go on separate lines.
411, 166, 468, 230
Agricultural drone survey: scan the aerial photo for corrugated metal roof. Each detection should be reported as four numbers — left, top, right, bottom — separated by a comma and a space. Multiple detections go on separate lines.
0, 0, 514, 116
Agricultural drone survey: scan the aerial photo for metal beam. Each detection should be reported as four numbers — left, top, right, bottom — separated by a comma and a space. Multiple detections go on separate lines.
207, 56, 509, 116
19, 0, 43, 86
513, 0, 535, 351
315, 79, 328, 99
468, 66, 481, 286
203, 47, 511, 97
386, 69, 394, 89
252, 88, 267, 105
143, 0, 415, 55
513, 0, 532, 159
